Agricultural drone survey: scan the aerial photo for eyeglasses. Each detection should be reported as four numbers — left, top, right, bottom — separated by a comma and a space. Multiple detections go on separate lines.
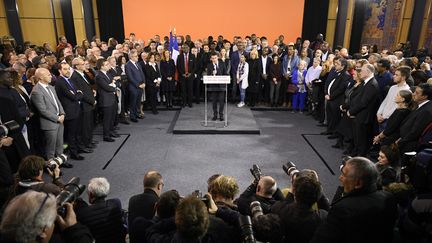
33, 192, 50, 221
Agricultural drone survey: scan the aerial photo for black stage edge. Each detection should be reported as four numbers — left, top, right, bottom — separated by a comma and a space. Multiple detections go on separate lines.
172, 104, 261, 135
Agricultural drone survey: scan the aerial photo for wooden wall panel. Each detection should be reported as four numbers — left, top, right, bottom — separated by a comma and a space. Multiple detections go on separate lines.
326, 0, 338, 48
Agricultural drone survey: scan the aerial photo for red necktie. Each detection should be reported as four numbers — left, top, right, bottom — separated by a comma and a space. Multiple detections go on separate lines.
185, 54, 189, 74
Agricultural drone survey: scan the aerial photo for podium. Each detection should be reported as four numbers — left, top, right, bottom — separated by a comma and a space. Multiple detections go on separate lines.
203, 75, 230, 127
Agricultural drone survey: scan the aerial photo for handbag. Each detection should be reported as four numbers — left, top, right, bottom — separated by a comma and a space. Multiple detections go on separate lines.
287, 83, 298, 93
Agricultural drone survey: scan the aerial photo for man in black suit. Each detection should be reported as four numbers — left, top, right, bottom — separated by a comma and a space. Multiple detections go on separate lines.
128, 171, 163, 226
70, 57, 96, 150
398, 83, 432, 153
125, 50, 146, 122
55, 63, 84, 160
325, 57, 352, 136
95, 59, 118, 142
258, 48, 271, 104
207, 52, 228, 121
348, 64, 381, 156
177, 44, 196, 107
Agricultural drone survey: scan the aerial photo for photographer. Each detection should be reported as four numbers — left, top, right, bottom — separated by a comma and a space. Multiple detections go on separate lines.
0, 190, 93, 243
208, 175, 239, 210
274, 175, 327, 243
10, 155, 64, 198
74, 177, 126, 243
237, 176, 284, 216
0, 139, 14, 209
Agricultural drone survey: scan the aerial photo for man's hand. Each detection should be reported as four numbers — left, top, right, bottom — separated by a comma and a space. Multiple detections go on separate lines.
325, 95, 330, 100
139, 83, 145, 89
47, 164, 61, 179
377, 114, 384, 123
205, 193, 218, 215
56, 203, 78, 231
167, 77, 172, 81
58, 115, 65, 124
0, 137, 13, 147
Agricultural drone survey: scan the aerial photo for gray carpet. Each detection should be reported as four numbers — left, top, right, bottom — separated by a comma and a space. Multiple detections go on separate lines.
62, 109, 343, 208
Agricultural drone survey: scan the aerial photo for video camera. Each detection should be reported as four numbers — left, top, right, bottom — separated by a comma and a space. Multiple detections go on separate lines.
238, 215, 256, 243
250, 201, 263, 219
0, 120, 20, 137
283, 161, 300, 178
56, 177, 85, 216
250, 164, 263, 182
45, 154, 68, 171
401, 149, 432, 193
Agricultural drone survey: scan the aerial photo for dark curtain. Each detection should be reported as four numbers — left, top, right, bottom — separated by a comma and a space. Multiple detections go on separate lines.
3, 0, 24, 46
333, 0, 349, 49
407, 0, 427, 51
60, 0, 77, 46
349, 0, 367, 53
82, 0, 96, 41
301, 0, 329, 41
96, 0, 125, 43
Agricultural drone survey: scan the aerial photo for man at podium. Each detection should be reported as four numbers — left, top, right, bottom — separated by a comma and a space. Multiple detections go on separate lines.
207, 52, 228, 121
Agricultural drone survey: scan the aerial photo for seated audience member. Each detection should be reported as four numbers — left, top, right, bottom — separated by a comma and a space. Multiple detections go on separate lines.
208, 175, 239, 210
237, 176, 284, 215
11, 155, 64, 198
277, 176, 327, 243
397, 83, 432, 153
130, 190, 181, 243
128, 171, 163, 226
0, 190, 93, 243
374, 89, 414, 145
310, 157, 398, 243
376, 145, 401, 188
75, 177, 126, 243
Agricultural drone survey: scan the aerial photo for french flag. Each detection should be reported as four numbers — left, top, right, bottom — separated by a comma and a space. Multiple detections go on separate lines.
169, 29, 179, 65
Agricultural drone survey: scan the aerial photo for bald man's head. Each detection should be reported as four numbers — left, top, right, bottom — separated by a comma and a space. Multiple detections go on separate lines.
35, 68, 52, 84
144, 171, 163, 188
257, 176, 277, 198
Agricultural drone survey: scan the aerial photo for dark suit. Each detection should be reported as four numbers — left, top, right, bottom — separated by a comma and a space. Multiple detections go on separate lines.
258, 55, 272, 103
70, 71, 96, 147
143, 63, 161, 114
325, 71, 352, 132
128, 189, 159, 226
399, 101, 432, 153
177, 52, 196, 106
349, 77, 381, 156
230, 51, 244, 101
207, 61, 228, 117
55, 76, 83, 156
125, 61, 145, 120
95, 71, 117, 139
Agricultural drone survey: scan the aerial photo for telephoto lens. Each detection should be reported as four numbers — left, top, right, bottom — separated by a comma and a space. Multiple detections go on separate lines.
238, 215, 256, 243
283, 161, 300, 178
56, 177, 86, 216
250, 201, 263, 219
0, 120, 20, 137
250, 164, 263, 182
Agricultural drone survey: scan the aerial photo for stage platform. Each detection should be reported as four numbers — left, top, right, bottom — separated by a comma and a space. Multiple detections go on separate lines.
172, 103, 260, 134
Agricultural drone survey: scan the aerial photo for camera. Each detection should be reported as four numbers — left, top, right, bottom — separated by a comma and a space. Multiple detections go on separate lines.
250, 201, 263, 219
238, 215, 256, 243
56, 177, 85, 216
45, 154, 68, 170
0, 120, 20, 137
250, 164, 262, 182
192, 190, 209, 207
283, 161, 299, 178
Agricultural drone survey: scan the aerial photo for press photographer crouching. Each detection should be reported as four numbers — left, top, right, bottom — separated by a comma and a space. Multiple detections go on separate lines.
0, 190, 93, 243
10, 155, 64, 198
237, 165, 284, 216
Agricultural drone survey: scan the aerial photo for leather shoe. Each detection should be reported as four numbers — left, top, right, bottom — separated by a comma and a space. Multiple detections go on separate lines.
91, 140, 99, 144
119, 120, 130, 125
70, 154, 84, 160
78, 148, 93, 153
332, 143, 344, 149
103, 137, 115, 142
152, 111, 159, 115
60, 162, 74, 168
220, 117, 224, 121
110, 133, 120, 138
113, 126, 120, 130
320, 131, 331, 135
188, 104, 193, 108
212, 116, 217, 121
328, 135, 338, 139
317, 124, 327, 127
130, 118, 138, 123
138, 115, 145, 119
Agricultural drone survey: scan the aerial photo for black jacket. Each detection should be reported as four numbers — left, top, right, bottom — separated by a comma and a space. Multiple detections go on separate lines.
128, 188, 159, 226
95, 71, 116, 107
310, 185, 398, 243
236, 183, 284, 216
55, 76, 83, 121
399, 101, 432, 152
348, 77, 381, 124
70, 71, 96, 112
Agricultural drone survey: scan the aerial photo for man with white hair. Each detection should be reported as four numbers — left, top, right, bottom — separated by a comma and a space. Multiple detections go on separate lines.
0, 190, 93, 242
74, 177, 126, 242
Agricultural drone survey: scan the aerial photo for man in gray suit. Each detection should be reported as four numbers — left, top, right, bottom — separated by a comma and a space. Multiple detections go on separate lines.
31, 68, 72, 168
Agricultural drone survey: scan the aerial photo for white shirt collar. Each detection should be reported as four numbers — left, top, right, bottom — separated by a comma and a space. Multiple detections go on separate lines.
418, 100, 430, 109
363, 75, 374, 85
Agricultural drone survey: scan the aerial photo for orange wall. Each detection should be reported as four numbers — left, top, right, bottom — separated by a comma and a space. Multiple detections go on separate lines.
122, 0, 304, 44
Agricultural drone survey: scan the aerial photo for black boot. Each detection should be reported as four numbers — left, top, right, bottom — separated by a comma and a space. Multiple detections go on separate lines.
332, 137, 344, 149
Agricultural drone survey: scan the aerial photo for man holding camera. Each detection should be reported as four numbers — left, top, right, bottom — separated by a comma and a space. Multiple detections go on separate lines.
0, 190, 93, 243
237, 175, 284, 216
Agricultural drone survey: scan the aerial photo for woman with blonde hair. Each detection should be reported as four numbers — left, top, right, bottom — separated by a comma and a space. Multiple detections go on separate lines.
247, 49, 260, 107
